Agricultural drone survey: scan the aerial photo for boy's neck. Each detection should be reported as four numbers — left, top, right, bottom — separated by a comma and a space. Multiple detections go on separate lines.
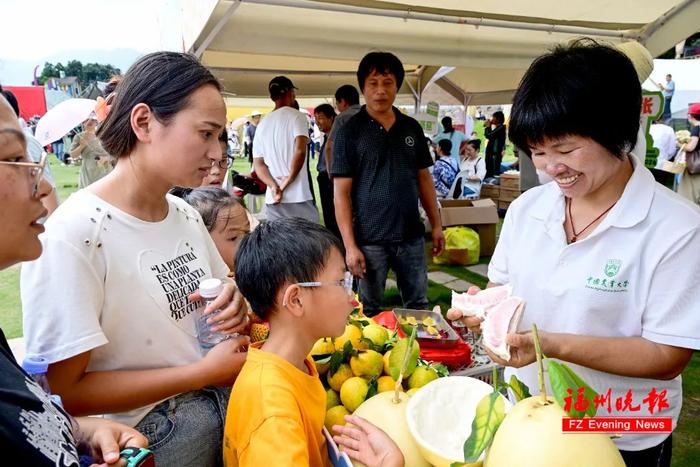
262, 326, 315, 374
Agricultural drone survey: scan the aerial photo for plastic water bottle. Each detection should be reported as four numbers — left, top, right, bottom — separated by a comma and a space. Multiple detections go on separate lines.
22, 356, 52, 393
197, 278, 229, 349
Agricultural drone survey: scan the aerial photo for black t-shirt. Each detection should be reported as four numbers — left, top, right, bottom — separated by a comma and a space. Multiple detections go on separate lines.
485, 124, 506, 156
691, 126, 700, 138
0, 329, 80, 466
331, 106, 433, 245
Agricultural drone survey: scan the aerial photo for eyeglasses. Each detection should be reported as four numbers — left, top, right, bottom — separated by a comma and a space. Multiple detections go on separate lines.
210, 156, 233, 170
0, 152, 47, 197
297, 271, 354, 296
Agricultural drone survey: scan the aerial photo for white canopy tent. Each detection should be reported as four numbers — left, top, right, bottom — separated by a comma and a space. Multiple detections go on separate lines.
181, 0, 700, 106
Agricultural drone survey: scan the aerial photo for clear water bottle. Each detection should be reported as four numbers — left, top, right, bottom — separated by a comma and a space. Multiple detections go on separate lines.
22, 356, 52, 393
197, 278, 229, 349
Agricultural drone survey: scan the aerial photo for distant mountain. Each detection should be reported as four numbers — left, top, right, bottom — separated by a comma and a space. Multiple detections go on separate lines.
0, 48, 143, 86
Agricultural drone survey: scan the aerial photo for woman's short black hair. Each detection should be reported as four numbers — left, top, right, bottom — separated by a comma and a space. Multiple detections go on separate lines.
467, 139, 481, 151
357, 52, 404, 91
235, 218, 344, 319
314, 103, 336, 119
97, 52, 221, 158
169, 186, 241, 232
509, 39, 640, 159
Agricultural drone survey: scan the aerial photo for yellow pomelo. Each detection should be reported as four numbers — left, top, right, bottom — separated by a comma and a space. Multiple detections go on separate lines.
325, 405, 350, 432
485, 397, 625, 467
407, 376, 509, 466
353, 392, 430, 467
340, 377, 370, 412
326, 389, 341, 410
362, 324, 389, 346
406, 387, 420, 396
327, 363, 353, 392
407, 366, 439, 389
335, 324, 367, 351
350, 350, 384, 379
377, 375, 399, 393
311, 338, 336, 375
383, 350, 392, 376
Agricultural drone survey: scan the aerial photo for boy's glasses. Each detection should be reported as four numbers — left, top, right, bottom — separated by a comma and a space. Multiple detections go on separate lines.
0, 152, 47, 197
297, 271, 354, 296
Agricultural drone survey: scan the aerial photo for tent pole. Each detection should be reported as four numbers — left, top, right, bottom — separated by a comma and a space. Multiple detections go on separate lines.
194, 1, 242, 59
245, 0, 638, 39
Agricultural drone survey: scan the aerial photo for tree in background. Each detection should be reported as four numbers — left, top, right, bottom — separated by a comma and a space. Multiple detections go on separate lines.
38, 60, 120, 85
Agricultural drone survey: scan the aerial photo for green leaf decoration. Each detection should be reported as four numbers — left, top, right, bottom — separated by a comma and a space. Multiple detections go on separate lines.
341, 341, 355, 361
348, 318, 368, 329
312, 354, 333, 364
462, 390, 506, 463
508, 375, 532, 402
327, 351, 344, 376
547, 359, 598, 418
432, 363, 450, 378
366, 379, 378, 400
389, 329, 420, 380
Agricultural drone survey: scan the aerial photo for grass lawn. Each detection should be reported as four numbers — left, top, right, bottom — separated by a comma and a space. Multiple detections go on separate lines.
1, 151, 697, 464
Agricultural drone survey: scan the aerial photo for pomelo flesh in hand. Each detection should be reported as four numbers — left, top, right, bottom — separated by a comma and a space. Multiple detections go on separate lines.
482, 296, 524, 361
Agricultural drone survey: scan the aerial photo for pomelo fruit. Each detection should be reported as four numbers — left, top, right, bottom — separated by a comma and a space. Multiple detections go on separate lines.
340, 377, 370, 412
326, 388, 341, 410
335, 324, 367, 351
327, 363, 353, 392
325, 405, 349, 432
485, 396, 625, 467
407, 366, 439, 389
350, 350, 384, 379
353, 391, 430, 467
377, 375, 398, 393
311, 337, 336, 375
362, 324, 389, 346
383, 350, 392, 376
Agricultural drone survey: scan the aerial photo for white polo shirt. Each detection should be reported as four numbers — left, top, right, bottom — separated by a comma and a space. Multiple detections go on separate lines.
489, 155, 700, 451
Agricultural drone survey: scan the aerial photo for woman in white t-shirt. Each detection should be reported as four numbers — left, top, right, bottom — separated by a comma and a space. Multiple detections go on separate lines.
449, 40, 700, 466
459, 139, 486, 181
21, 52, 250, 467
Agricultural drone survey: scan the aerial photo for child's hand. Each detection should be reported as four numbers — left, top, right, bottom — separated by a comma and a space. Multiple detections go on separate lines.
333, 415, 404, 467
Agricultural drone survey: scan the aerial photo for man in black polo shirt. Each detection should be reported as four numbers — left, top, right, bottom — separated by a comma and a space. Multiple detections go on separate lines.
332, 51, 445, 316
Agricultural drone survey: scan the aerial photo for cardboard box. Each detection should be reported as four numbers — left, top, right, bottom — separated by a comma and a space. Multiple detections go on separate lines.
438, 199, 499, 255
500, 173, 521, 190
499, 188, 520, 202
480, 184, 500, 200
498, 200, 511, 210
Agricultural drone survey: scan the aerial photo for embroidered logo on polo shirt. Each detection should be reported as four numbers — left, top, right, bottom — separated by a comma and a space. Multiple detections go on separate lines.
405, 136, 415, 147
585, 259, 629, 293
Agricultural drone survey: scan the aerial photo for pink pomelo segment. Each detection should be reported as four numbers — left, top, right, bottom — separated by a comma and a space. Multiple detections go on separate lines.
483, 297, 525, 361
451, 284, 513, 318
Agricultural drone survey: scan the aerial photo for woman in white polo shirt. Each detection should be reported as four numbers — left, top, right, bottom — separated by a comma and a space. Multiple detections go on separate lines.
451, 40, 700, 467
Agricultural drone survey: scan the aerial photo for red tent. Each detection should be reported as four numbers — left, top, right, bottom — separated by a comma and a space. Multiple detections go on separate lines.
4, 86, 47, 120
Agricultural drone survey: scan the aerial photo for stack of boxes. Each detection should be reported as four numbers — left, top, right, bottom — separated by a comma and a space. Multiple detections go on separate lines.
497, 172, 521, 210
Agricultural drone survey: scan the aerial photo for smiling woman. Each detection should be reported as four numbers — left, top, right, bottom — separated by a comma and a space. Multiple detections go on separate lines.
20, 52, 251, 467
463, 39, 700, 467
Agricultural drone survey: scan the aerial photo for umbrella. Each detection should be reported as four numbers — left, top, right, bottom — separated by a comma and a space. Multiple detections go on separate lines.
230, 116, 248, 130
35, 98, 96, 145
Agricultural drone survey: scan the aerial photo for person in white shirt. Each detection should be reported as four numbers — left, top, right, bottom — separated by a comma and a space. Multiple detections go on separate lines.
459, 139, 486, 181
449, 40, 699, 467
650, 120, 679, 169
21, 52, 250, 467
252, 76, 319, 222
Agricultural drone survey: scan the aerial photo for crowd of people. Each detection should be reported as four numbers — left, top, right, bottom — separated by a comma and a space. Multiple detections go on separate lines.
1, 38, 699, 467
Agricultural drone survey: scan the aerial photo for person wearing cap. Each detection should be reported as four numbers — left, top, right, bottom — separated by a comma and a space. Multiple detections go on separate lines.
252, 76, 319, 222
245, 110, 261, 164
678, 103, 700, 205
70, 116, 113, 188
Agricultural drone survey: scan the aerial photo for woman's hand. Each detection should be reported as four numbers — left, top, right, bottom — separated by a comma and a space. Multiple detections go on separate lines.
333, 415, 404, 467
189, 282, 249, 335
74, 417, 148, 466
445, 285, 484, 333
485, 331, 551, 368
196, 335, 249, 386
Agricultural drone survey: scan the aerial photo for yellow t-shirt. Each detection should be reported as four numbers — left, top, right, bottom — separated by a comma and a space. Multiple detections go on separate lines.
224, 347, 329, 466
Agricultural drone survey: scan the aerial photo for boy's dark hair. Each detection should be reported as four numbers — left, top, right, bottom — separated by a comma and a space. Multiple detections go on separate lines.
437, 138, 452, 155
169, 186, 241, 232
334, 84, 360, 106
97, 52, 220, 158
235, 218, 344, 319
508, 39, 640, 159
357, 52, 404, 91
219, 127, 228, 144
314, 103, 336, 119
